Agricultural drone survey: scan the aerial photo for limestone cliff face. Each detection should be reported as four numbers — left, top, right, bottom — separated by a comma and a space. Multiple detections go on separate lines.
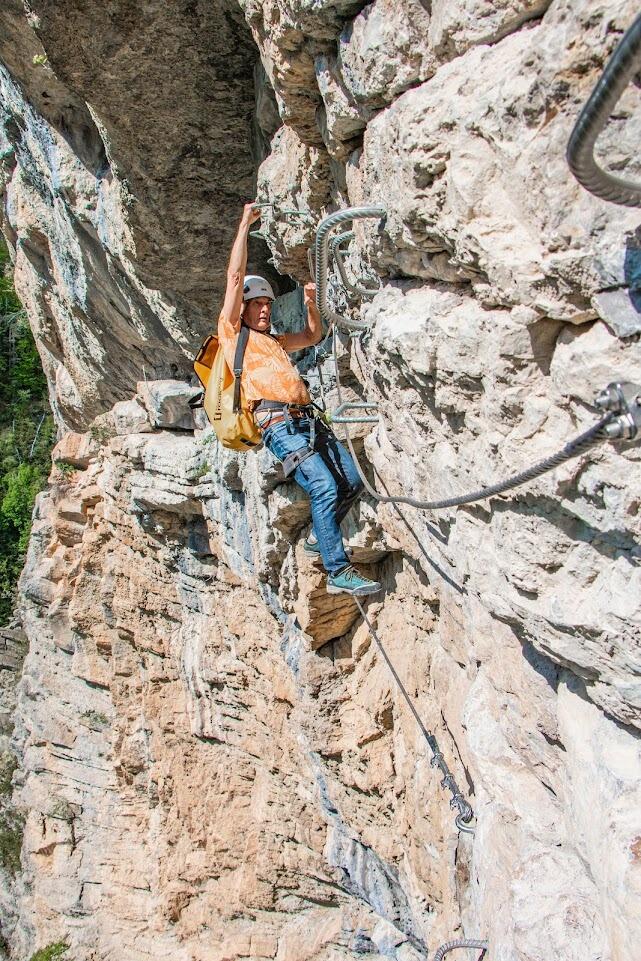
1, 2, 641, 961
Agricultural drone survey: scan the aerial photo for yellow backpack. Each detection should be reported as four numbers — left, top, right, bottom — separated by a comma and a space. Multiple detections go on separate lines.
193, 326, 262, 451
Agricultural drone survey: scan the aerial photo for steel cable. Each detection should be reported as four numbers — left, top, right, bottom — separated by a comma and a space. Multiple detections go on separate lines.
567, 12, 641, 206
354, 597, 475, 829
315, 207, 616, 511
333, 327, 615, 510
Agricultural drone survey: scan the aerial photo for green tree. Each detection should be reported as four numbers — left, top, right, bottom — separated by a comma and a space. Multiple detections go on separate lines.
0, 240, 54, 622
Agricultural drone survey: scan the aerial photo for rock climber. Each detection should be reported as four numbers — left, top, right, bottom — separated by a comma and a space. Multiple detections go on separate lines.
217, 202, 381, 597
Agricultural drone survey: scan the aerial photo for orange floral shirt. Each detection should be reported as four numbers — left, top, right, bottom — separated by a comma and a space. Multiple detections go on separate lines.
217, 310, 310, 406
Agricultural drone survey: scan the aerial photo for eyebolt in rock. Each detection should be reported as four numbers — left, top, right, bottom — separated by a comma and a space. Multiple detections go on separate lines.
314, 206, 386, 332
595, 381, 641, 440
567, 11, 641, 206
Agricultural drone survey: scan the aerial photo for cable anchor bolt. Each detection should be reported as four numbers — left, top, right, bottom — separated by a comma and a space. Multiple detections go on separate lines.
594, 381, 641, 440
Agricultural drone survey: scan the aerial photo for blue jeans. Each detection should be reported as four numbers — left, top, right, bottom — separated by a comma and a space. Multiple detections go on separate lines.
262, 416, 363, 575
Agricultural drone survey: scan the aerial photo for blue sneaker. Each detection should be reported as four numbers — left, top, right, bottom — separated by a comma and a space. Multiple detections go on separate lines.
327, 565, 381, 596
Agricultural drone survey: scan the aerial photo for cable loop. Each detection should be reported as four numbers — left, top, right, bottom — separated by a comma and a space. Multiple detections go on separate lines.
315, 207, 386, 332
567, 12, 641, 205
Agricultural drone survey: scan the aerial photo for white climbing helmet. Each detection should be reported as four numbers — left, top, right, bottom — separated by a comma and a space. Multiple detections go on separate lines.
243, 275, 275, 301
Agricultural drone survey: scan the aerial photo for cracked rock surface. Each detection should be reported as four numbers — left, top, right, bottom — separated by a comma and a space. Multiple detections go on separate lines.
1, 1, 641, 960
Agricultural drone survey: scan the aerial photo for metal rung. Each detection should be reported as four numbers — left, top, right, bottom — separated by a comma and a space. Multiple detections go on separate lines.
254, 202, 313, 221
331, 401, 379, 425
281, 209, 314, 220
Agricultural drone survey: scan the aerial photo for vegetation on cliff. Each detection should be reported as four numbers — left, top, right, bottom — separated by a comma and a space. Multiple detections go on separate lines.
28, 944, 69, 961
0, 240, 54, 624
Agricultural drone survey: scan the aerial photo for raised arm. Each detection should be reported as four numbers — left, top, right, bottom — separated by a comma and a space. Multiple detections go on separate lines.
221, 203, 261, 332
280, 283, 323, 352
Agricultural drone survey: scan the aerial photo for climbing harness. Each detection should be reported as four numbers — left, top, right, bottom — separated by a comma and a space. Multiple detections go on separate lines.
567, 11, 641, 205
432, 940, 488, 961
256, 400, 332, 478
354, 598, 475, 834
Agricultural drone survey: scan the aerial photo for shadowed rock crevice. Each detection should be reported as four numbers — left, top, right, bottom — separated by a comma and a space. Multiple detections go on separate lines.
23, 0, 262, 303
0, 0, 283, 427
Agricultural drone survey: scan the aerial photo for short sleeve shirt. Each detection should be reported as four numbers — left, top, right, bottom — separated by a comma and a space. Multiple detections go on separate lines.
217, 310, 310, 406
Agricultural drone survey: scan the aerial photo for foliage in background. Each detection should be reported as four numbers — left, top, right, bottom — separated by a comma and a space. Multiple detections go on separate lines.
28, 944, 69, 961
0, 240, 54, 623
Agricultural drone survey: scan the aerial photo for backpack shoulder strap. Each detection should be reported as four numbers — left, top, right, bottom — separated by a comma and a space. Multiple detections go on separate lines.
232, 325, 251, 413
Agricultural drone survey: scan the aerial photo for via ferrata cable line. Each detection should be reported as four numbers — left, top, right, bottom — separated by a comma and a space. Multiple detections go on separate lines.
313, 207, 640, 512
354, 597, 476, 834
282, 20, 641, 953
333, 327, 621, 510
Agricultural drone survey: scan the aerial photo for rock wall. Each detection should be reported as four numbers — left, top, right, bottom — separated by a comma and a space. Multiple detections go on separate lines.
1, 1, 641, 960
0, 0, 283, 430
